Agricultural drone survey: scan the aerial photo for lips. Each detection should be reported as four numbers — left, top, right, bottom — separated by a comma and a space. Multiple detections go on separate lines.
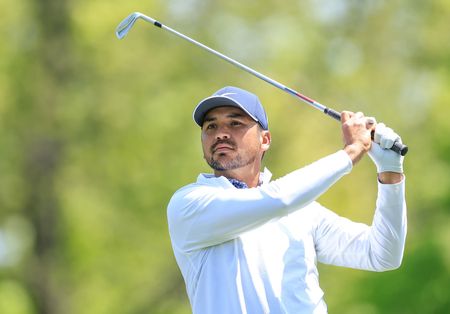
214, 146, 233, 153
212, 141, 235, 153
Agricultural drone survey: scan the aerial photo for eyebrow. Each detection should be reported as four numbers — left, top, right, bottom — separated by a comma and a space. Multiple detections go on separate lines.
203, 112, 246, 123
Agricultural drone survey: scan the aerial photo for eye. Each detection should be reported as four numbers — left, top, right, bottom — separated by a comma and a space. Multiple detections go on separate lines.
205, 123, 216, 130
230, 121, 242, 126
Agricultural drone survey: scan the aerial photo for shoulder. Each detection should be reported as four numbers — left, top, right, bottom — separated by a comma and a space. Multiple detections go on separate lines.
167, 176, 228, 217
169, 174, 228, 201
167, 182, 210, 209
168, 174, 233, 204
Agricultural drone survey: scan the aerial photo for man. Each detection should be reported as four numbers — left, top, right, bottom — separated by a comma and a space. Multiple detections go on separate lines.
167, 86, 406, 313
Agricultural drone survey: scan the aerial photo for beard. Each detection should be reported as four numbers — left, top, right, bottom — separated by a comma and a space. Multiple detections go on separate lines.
205, 138, 259, 171
207, 153, 256, 171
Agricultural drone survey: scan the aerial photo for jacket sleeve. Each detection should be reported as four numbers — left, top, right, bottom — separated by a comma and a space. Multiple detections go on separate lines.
167, 150, 352, 252
315, 179, 407, 271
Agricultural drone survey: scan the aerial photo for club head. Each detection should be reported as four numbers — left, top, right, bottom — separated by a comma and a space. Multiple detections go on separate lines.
116, 12, 142, 39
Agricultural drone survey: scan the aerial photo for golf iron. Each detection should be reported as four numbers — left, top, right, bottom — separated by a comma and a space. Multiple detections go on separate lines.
116, 12, 408, 156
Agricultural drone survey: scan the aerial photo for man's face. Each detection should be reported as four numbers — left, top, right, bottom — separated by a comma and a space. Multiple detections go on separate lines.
201, 106, 270, 172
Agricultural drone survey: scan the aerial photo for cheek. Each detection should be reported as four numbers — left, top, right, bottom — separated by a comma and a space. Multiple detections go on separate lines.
241, 133, 262, 151
201, 135, 211, 155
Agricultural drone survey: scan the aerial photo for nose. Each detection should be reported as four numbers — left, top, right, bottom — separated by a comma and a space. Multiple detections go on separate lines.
215, 125, 230, 140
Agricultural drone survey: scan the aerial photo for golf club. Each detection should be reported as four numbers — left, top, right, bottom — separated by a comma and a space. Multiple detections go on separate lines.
116, 12, 408, 156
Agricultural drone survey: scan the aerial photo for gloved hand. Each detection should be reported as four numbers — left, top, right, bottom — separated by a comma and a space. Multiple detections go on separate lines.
368, 123, 404, 173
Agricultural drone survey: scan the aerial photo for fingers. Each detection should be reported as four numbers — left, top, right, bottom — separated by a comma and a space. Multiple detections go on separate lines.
340, 111, 352, 123
373, 123, 401, 149
341, 111, 374, 162
354, 111, 364, 119
366, 116, 376, 130
341, 111, 375, 130
341, 111, 402, 151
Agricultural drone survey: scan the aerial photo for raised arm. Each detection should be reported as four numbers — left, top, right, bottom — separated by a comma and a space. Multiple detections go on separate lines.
316, 121, 407, 270
167, 150, 352, 252
315, 179, 407, 271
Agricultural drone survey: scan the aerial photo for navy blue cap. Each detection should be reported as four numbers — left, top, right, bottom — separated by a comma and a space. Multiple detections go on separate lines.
193, 86, 269, 130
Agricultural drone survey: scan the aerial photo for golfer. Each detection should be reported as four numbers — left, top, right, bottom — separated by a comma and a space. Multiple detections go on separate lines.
167, 86, 407, 314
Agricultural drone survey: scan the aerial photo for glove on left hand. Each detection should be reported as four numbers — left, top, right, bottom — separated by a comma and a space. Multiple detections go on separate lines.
368, 123, 404, 173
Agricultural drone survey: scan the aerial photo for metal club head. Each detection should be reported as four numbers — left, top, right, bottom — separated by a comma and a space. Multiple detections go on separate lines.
116, 12, 142, 39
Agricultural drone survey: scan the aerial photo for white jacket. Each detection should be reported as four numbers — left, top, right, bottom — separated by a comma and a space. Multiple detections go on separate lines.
167, 150, 407, 314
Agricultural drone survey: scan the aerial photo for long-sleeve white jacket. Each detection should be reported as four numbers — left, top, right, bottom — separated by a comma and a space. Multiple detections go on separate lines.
167, 150, 407, 314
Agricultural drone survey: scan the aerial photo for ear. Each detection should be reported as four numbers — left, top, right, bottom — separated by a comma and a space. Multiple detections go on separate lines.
260, 130, 271, 152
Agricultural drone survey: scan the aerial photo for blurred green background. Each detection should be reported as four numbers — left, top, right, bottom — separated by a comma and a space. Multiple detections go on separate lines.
0, 0, 449, 313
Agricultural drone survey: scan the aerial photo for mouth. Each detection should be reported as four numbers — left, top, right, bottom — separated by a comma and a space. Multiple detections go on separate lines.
212, 142, 235, 154
213, 145, 233, 153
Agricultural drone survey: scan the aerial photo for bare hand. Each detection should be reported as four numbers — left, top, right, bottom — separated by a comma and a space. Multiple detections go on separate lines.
341, 111, 374, 165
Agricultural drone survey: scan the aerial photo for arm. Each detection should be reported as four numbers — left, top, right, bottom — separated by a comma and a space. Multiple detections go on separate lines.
167, 150, 352, 252
316, 121, 407, 270
315, 179, 407, 271
168, 111, 375, 252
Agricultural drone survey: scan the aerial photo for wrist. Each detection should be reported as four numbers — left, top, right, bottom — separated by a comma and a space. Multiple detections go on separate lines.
344, 143, 366, 165
378, 172, 404, 184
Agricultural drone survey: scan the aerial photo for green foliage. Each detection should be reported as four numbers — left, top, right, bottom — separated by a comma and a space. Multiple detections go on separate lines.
355, 239, 450, 314
0, 0, 449, 313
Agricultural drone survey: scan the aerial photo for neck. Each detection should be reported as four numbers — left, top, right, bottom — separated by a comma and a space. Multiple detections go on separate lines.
214, 162, 261, 188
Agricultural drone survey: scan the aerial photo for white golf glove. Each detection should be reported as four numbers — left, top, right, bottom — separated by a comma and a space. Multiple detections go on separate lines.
368, 123, 404, 173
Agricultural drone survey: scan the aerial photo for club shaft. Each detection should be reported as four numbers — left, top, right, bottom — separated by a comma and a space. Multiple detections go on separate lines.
153, 19, 330, 114
121, 13, 408, 156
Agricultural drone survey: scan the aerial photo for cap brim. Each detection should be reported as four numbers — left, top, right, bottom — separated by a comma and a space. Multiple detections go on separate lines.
193, 96, 259, 127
